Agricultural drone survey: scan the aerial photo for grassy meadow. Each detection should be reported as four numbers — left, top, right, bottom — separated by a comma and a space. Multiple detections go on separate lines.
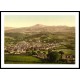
5, 54, 43, 64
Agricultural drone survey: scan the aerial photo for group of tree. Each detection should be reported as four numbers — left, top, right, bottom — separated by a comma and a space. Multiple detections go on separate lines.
47, 49, 64, 63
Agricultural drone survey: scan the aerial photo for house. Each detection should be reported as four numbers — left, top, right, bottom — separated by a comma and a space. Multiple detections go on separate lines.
36, 52, 47, 59
62, 54, 75, 63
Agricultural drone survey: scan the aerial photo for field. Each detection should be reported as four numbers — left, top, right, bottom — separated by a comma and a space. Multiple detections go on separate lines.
56, 49, 75, 54
5, 54, 43, 64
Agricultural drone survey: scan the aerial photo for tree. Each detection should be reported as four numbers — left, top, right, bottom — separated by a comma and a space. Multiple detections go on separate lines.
32, 50, 37, 55
47, 51, 60, 62
48, 49, 52, 54
59, 51, 64, 59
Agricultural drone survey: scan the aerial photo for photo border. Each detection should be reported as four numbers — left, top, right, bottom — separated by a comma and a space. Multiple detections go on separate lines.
0, 11, 79, 69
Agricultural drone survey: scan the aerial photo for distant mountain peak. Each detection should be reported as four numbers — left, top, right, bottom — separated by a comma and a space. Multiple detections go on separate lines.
33, 24, 45, 27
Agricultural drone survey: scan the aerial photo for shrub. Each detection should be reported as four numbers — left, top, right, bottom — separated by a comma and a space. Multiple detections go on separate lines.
47, 51, 60, 62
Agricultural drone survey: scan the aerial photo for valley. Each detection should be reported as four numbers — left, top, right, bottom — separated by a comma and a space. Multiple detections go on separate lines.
4, 24, 75, 64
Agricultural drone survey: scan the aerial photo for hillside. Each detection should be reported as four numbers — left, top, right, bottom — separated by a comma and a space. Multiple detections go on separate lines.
5, 24, 75, 33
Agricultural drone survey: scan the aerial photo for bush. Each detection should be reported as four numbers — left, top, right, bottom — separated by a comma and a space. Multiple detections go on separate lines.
26, 51, 32, 56
47, 51, 60, 62
58, 51, 64, 59
32, 50, 37, 55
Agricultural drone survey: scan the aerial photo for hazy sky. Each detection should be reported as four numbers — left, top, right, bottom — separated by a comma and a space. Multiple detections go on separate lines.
4, 15, 75, 28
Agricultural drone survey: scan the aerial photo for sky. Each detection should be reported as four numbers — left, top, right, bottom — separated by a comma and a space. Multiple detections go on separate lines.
4, 15, 75, 28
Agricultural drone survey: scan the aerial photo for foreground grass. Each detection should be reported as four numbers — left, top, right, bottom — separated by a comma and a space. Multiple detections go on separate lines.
5, 54, 43, 64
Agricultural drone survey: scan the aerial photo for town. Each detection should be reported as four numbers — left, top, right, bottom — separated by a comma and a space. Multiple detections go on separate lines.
4, 40, 75, 64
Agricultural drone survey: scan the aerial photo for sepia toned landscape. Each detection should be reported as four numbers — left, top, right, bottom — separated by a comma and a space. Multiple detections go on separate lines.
4, 15, 75, 64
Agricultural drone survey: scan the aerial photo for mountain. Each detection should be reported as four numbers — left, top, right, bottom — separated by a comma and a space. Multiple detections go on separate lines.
5, 24, 75, 33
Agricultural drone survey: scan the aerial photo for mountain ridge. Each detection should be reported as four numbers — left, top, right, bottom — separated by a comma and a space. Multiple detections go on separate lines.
5, 24, 75, 33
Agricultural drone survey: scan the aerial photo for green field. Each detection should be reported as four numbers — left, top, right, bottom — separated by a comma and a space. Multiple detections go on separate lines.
5, 54, 43, 64
56, 49, 75, 54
